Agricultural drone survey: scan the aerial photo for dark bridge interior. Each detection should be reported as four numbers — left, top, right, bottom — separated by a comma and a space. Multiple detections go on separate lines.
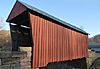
9, 11, 32, 51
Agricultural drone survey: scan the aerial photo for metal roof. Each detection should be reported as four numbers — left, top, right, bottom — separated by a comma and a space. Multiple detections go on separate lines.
11, 1, 89, 34
19, 1, 88, 34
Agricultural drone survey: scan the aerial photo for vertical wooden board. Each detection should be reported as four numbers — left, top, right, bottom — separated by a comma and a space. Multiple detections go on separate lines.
52, 22, 55, 62
52, 23, 54, 62
76, 32, 79, 58
50, 21, 53, 62
41, 19, 44, 66
63, 28, 65, 60
56, 24, 59, 61
42, 19, 45, 66
61, 26, 64, 61
44, 19, 48, 65
72, 31, 75, 59
67, 28, 70, 60
68, 29, 72, 60
66, 28, 70, 60
48, 21, 51, 62
74, 31, 76, 58
59, 25, 62, 61
75, 32, 78, 58
38, 17, 42, 67
53, 23, 56, 61
85, 35, 88, 57
62, 27, 65, 61
82, 34, 85, 57
71, 31, 74, 59
45, 20, 48, 64
48, 21, 50, 62
79, 33, 82, 58
37, 16, 41, 67
57, 25, 60, 61
59, 25, 62, 60
74, 31, 77, 59
77, 33, 80, 58
35, 16, 39, 67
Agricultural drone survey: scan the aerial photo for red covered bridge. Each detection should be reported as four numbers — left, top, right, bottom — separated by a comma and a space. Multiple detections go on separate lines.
6, 1, 88, 69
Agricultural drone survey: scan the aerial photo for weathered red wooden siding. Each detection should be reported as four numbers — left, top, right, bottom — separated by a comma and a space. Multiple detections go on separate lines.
29, 13, 88, 68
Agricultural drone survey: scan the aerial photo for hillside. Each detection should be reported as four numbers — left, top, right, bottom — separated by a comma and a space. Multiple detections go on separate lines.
0, 30, 11, 51
89, 34, 100, 44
